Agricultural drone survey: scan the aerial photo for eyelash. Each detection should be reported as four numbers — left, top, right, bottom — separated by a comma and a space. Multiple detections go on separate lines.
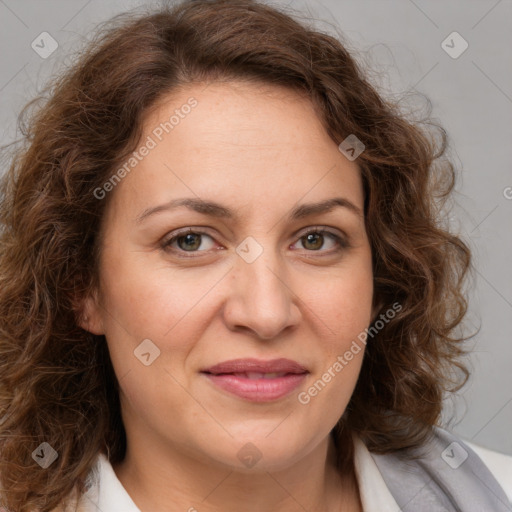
160, 226, 350, 258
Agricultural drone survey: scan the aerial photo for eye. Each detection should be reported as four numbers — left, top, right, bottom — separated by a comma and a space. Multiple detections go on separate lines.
291, 228, 348, 254
161, 226, 349, 258
162, 228, 216, 254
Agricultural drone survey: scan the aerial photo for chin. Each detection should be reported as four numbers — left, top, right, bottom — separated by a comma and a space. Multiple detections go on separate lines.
201, 432, 312, 473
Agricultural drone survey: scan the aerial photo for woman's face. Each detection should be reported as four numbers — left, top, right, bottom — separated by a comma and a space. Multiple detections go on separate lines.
83, 80, 376, 471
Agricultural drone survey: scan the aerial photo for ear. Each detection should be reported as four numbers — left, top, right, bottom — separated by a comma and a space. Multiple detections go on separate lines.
77, 289, 105, 335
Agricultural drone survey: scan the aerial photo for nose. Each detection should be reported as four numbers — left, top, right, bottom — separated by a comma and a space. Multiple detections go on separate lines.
222, 244, 302, 340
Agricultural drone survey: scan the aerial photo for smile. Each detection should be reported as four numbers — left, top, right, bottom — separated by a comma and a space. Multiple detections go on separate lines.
202, 372, 308, 402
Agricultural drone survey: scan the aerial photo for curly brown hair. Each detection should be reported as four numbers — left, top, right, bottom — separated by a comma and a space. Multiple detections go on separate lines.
0, 0, 473, 510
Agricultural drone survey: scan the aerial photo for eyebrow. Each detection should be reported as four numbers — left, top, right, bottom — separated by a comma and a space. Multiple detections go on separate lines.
135, 196, 363, 224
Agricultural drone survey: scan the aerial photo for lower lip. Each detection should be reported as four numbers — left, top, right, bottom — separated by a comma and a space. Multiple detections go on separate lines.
202, 372, 308, 402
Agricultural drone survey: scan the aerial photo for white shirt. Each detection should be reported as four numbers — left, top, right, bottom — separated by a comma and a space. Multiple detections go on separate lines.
76, 437, 512, 511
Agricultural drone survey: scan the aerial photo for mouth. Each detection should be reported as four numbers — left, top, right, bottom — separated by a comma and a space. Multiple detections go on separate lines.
203, 371, 298, 379
200, 358, 309, 402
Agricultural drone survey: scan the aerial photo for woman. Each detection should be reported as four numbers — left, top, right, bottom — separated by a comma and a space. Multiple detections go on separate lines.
0, 1, 510, 511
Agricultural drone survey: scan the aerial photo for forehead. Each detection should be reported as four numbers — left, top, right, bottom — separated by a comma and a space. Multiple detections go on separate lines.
108, 80, 364, 222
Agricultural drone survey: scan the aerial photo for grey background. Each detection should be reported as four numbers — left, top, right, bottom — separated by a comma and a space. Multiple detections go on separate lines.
0, 0, 510, 455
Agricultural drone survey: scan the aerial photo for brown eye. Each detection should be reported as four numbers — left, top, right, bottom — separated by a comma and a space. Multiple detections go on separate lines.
301, 232, 325, 250
293, 229, 348, 253
176, 233, 202, 251
162, 229, 216, 254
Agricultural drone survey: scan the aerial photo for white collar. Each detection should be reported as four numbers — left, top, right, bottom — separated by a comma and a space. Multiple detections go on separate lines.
80, 436, 400, 512
352, 434, 402, 512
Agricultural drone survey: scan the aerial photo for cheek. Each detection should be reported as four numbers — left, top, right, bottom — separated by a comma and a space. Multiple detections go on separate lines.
300, 264, 373, 409
97, 246, 233, 408
297, 268, 372, 423
97, 254, 208, 424
309, 264, 374, 341
99, 244, 220, 341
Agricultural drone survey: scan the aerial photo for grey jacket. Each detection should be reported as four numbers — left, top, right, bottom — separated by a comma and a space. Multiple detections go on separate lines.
371, 427, 512, 511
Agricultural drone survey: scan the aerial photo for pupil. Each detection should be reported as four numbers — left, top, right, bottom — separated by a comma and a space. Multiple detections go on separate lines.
179, 233, 200, 251
304, 233, 322, 250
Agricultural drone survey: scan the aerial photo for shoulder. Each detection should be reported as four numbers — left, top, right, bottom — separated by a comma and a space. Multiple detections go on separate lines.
49, 456, 103, 512
368, 427, 512, 511
463, 438, 512, 503
48, 490, 88, 512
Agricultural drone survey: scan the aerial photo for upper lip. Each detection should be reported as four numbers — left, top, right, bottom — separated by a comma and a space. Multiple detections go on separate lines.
202, 358, 309, 375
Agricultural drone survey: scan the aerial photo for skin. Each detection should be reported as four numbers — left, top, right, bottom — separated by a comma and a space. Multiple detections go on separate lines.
81, 80, 378, 512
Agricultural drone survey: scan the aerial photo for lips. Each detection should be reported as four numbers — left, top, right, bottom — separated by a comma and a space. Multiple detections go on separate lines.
228, 372, 289, 379
201, 358, 309, 402
201, 357, 308, 375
